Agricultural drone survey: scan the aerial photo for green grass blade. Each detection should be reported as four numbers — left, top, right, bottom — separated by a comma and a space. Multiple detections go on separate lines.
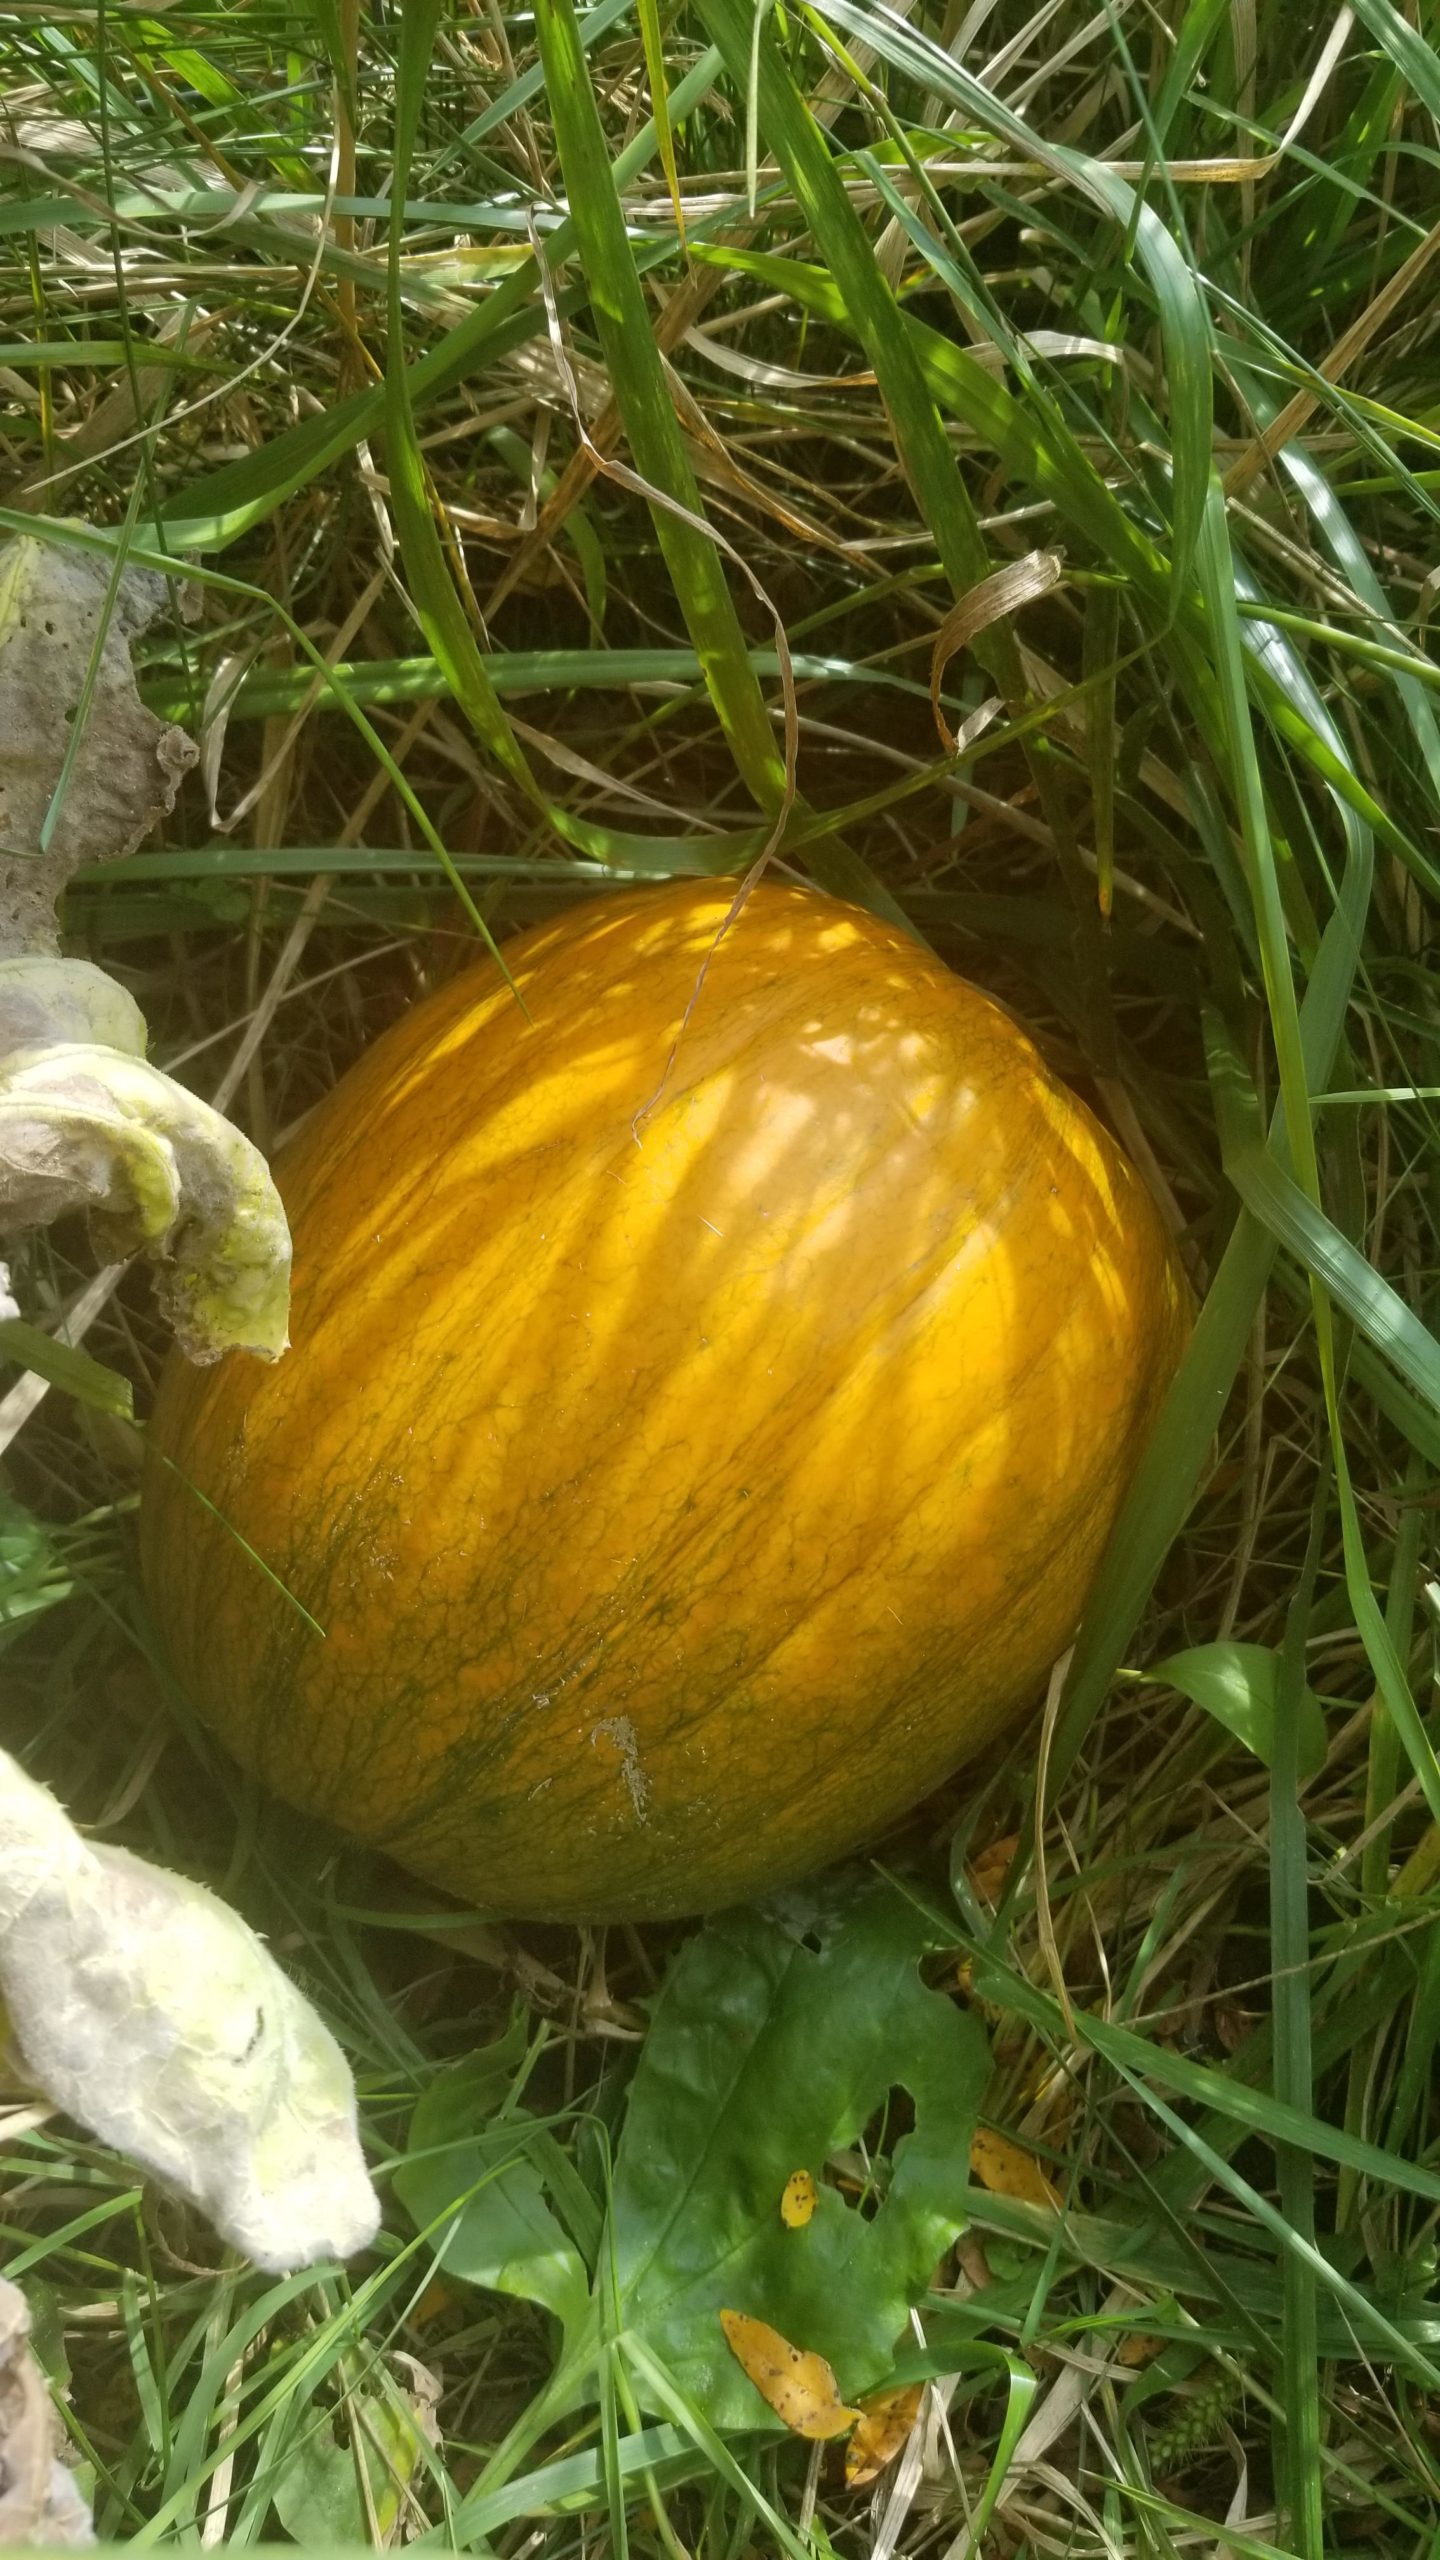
635, 0, 686, 242
534, 0, 786, 814
1269, 1498, 1326, 2560
385, 5, 545, 820
809, 0, 1214, 593
1052, 816, 1374, 1780
1207, 1018, 1440, 1419
962, 1938, 1440, 2213
695, 0, 1012, 615
0, 1320, 133, 1418
1346, 0, 1440, 115
151, 50, 728, 557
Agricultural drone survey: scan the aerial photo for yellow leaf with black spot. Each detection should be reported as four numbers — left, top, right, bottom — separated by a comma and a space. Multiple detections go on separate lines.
780, 2168, 817, 2228
845, 2382, 924, 2484
719, 2309, 860, 2439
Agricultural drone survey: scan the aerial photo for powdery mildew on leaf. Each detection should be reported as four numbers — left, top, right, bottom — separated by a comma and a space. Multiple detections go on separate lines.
0, 533, 196, 956
0, 985, 292, 1361
0, 1748, 379, 2272
0, 2279, 94, 2547
0, 534, 291, 1361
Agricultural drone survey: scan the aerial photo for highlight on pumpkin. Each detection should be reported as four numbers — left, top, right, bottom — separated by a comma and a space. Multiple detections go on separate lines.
141, 879, 1188, 1924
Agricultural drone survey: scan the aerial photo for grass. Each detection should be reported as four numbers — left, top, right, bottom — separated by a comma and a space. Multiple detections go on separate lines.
1, 0, 1439, 2551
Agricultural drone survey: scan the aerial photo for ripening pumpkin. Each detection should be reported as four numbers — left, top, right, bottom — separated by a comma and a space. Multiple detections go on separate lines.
142, 881, 1188, 1922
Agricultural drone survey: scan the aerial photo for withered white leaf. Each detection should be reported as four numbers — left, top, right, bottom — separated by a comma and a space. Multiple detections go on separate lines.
0, 1749, 379, 2273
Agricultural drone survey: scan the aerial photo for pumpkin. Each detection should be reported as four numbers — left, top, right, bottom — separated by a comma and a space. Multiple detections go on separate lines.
142, 881, 1188, 1922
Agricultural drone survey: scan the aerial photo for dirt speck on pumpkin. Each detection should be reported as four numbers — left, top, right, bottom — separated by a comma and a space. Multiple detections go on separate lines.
589, 1716, 651, 1822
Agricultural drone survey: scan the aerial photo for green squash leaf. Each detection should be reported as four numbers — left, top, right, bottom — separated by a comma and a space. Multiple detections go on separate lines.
612, 1877, 988, 2430
0, 1491, 73, 1650
272, 2371, 436, 2547
1151, 1642, 1327, 1777
396, 2024, 590, 2349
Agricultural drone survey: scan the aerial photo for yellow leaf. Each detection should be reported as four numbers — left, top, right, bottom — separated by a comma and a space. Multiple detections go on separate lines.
967, 1833, 1020, 1906
409, 2277, 459, 2330
969, 2126, 1061, 2211
780, 2169, 818, 2228
844, 2382, 924, 2485
719, 2310, 860, 2439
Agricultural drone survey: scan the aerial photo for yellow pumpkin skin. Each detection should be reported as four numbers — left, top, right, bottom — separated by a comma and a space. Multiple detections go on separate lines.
142, 881, 1188, 1922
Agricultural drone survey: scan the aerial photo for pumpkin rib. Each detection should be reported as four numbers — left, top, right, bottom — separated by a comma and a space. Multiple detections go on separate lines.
305, 1210, 1166, 1899
367, 1170, 1123, 1840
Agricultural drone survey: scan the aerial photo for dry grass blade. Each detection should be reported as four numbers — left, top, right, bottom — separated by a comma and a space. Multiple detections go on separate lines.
929, 549, 1063, 751
1224, 215, 1440, 497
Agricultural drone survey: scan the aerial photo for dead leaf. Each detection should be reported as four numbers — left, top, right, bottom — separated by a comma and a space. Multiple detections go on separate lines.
969, 2127, 1062, 2212
0, 2279, 93, 2546
0, 1745, 377, 2272
780, 2169, 818, 2229
719, 2309, 860, 2439
844, 2382, 924, 2485
1214, 2002, 1253, 2055
967, 1834, 1020, 1906
0, 533, 196, 951
408, 2278, 459, 2331
955, 2232, 993, 2292
930, 550, 1063, 752
0, 535, 291, 1366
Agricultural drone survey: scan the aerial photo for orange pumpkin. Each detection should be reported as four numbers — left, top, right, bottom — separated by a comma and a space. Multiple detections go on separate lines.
142, 882, 1188, 1920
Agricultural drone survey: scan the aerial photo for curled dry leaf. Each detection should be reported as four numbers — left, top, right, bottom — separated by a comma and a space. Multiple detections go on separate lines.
844, 2381, 924, 2486
719, 2309, 860, 2440
0, 964, 291, 1362
0, 535, 291, 1363
779, 2169, 818, 2229
930, 550, 1064, 752
0, 1747, 379, 2272
0, 2279, 93, 2547
0, 534, 196, 955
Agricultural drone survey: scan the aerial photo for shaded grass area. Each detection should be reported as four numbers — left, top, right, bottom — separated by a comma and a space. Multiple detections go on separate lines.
1, 0, 1439, 2551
